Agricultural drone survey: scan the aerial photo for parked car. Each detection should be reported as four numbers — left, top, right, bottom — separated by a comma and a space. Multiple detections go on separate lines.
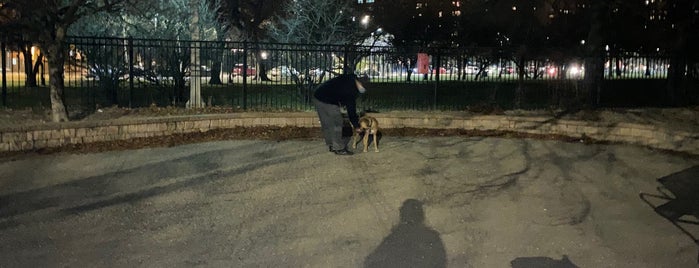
231, 63, 256, 77
499, 66, 514, 74
184, 65, 212, 77
463, 65, 480, 74
301, 67, 330, 82
269, 65, 299, 79
360, 68, 381, 78
85, 64, 128, 80
430, 67, 447, 74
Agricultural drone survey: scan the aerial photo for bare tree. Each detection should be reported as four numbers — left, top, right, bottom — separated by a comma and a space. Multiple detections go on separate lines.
264, 0, 368, 105
267, 0, 364, 45
70, 0, 225, 101
219, 0, 286, 81
0, 0, 129, 122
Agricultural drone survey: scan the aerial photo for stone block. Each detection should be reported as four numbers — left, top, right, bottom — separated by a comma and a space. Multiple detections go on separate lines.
46, 139, 62, 148
230, 119, 246, 127
95, 126, 119, 136
122, 125, 139, 134
630, 128, 653, 140
192, 121, 210, 130
251, 117, 267, 126
209, 119, 223, 128
48, 129, 64, 139
0, 142, 10, 152
3, 132, 24, 142
62, 128, 76, 137
180, 121, 195, 131
580, 126, 599, 135
513, 121, 539, 130
33, 139, 48, 149
7, 141, 21, 151
267, 117, 286, 126
166, 122, 178, 131
75, 128, 88, 138
20, 141, 33, 151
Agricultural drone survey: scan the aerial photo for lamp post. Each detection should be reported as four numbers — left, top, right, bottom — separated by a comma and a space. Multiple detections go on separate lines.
186, 0, 204, 108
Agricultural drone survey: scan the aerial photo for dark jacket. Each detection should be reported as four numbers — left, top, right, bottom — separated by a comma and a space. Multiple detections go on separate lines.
314, 74, 361, 127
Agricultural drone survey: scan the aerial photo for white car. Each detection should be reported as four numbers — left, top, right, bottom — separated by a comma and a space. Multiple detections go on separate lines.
269, 66, 299, 79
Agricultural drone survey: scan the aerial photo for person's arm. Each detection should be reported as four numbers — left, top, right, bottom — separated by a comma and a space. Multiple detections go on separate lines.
346, 99, 360, 130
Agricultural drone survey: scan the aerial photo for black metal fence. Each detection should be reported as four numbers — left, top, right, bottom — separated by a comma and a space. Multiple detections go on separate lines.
1, 36, 696, 113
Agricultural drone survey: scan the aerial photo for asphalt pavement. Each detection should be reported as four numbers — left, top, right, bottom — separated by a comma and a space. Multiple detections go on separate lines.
0, 136, 698, 267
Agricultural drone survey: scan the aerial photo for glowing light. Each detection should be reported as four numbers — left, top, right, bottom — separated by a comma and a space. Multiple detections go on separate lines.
361, 15, 370, 26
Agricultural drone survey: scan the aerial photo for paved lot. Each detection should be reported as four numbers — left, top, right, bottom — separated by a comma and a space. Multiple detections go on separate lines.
0, 136, 698, 267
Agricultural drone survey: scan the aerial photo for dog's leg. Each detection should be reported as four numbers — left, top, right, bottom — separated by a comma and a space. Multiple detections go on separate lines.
351, 131, 359, 149
362, 131, 369, 152
372, 131, 379, 152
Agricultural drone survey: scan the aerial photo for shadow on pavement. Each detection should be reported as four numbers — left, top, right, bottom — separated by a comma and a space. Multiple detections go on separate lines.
0, 143, 309, 230
510, 255, 579, 268
640, 165, 699, 263
364, 199, 447, 268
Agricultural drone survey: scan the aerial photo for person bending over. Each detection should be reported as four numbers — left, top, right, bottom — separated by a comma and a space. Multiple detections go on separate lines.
312, 74, 367, 155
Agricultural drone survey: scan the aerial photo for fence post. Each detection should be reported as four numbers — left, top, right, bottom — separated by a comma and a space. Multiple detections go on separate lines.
343, 45, 349, 74
242, 41, 248, 110
433, 48, 440, 110
128, 36, 134, 108
1, 41, 6, 107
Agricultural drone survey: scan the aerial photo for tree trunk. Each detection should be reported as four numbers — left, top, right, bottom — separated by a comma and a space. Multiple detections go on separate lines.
514, 54, 526, 109
21, 45, 38, 87
666, 19, 689, 105
582, 2, 607, 108
44, 40, 70, 122
208, 61, 222, 85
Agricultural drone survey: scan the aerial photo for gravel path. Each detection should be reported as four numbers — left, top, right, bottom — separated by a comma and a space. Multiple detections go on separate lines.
0, 137, 698, 267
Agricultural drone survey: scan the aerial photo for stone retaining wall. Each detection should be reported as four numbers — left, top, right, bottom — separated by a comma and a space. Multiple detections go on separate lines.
1, 112, 697, 155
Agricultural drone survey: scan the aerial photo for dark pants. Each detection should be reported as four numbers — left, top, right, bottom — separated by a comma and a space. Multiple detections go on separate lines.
313, 97, 345, 151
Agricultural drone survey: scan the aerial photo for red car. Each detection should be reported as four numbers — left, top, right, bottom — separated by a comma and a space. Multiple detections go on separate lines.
431, 67, 447, 74
231, 64, 256, 76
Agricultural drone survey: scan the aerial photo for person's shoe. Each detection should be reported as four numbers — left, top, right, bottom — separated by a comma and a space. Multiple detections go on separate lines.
329, 146, 333, 152
333, 148, 354, 155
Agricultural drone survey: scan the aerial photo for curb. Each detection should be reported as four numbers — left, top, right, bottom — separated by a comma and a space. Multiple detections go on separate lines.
1, 112, 697, 155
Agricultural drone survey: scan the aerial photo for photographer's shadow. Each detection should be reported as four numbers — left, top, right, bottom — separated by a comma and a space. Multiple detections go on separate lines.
364, 199, 447, 268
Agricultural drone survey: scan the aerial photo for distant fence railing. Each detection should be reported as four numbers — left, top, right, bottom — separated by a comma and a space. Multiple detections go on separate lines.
1, 36, 696, 113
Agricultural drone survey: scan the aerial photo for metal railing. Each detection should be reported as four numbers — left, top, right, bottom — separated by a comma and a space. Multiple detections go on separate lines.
1, 36, 696, 113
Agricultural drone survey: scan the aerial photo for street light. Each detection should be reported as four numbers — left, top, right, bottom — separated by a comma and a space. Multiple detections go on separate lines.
361, 15, 370, 27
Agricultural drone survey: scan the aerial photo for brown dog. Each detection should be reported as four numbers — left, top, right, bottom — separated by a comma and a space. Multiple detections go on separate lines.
352, 116, 380, 152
